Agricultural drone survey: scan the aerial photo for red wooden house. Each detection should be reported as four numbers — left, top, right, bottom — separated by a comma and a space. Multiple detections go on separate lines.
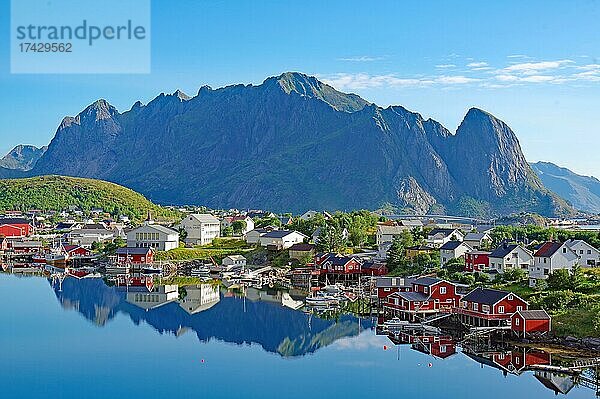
511, 310, 551, 336
376, 277, 415, 302
116, 247, 154, 264
0, 218, 34, 238
384, 277, 461, 319
62, 245, 93, 258
465, 251, 491, 272
455, 287, 528, 326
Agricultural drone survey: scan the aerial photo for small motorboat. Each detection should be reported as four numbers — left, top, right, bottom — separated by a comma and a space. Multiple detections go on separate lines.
32, 253, 47, 263
45, 252, 68, 264
142, 265, 162, 274
305, 293, 339, 307
383, 317, 409, 328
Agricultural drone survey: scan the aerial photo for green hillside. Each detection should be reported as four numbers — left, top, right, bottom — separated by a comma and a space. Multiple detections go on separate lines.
0, 175, 179, 222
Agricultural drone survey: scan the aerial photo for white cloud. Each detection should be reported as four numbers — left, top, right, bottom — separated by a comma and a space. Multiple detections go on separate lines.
338, 56, 385, 62
321, 73, 478, 90
467, 61, 488, 68
503, 59, 574, 74
322, 58, 600, 91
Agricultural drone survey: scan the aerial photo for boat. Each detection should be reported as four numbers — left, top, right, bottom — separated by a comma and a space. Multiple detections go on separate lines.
45, 252, 68, 264
142, 265, 162, 274
105, 264, 130, 274
32, 253, 47, 263
383, 317, 409, 328
305, 293, 339, 307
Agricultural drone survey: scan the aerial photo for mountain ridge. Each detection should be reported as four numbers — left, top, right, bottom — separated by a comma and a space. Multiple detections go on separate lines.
531, 161, 600, 214
2, 72, 574, 217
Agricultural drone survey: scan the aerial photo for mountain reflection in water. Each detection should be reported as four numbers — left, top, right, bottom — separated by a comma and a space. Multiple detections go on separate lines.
50, 277, 372, 357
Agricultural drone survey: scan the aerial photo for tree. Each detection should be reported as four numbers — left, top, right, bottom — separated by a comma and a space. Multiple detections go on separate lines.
231, 220, 247, 235
316, 221, 346, 253
445, 257, 465, 273
178, 227, 188, 243
546, 269, 571, 291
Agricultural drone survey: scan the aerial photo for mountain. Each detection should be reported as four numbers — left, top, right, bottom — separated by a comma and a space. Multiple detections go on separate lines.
16, 72, 573, 217
0, 175, 178, 221
531, 161, 600, 214
0, 144, 47, 171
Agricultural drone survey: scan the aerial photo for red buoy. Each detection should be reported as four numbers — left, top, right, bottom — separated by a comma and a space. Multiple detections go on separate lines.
383, 345, 388, 350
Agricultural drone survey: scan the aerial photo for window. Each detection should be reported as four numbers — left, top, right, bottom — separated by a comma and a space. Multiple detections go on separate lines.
440, 286, 447, 294
588, 250, 592, 255
563, 248, 567, 253
517, 306, 523, 311
515, 318, 520, 325
508, 294, 513, 300
473, 303, 479, 311
498, 305, 505, 314
580, 250, 584, 254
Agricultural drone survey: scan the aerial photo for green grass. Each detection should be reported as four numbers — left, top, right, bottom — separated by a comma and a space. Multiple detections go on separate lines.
552, 308, 597, 337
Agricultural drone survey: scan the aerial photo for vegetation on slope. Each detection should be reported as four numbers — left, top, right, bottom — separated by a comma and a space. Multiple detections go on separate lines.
0, 175, 178, 222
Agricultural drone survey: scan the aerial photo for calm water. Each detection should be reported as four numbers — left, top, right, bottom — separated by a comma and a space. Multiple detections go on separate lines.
0, 273, 595, 398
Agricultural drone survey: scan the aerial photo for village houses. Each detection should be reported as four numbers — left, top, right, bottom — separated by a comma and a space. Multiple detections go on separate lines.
440, 241, 472, 266
179, 213, 221, 246
127, 220, 179, 251
463, 232, 492, 250
426, 228, 464, 248
529, 242, 579, 287
488, 243, 534, 274
221, 215, 254, 236
258, 230, 307, 250
565, 239, 600, 267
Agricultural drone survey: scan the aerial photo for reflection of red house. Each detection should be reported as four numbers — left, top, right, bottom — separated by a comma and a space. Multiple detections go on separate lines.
0, 218, 34, 237
0, 237, 8, 251
511, 310, 551, 335
466, 348, 550, 375
384, 277, 461, 318
465, 251, 490, 272
116, 247, 154, 264
62, 245, 93, 258
388, 332, 457, 359
455, 287, 528, 325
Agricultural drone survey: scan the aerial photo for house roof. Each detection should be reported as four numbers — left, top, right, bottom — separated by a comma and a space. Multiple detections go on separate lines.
413, 277, 442, 286
464, 232, 490, 241
428, 228, 459, 237
489, 243, 519, 258
516, 310, 550, 320
116, 247, 153, 255
534, 242, 563, 258
11, 241, 42, 247
136, 223, 178, 235
440, 240, 467, 250
328, 256, 355, 266
0, 217, 32, 225
462, 287, 514, 305
288, 243, 315, 252
396, 291, 429, 301
376, 277, 415, 288
262, 230, 305, 239
378, 225, 408, 235
188, 213, 220, 224
406, 244, 436, 251
565, 239, 597, 251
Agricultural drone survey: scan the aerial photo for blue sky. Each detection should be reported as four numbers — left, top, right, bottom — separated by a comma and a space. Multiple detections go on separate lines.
1, 0, 599, 177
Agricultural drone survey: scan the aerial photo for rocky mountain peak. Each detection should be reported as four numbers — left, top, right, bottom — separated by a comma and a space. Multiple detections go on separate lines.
79, 99, 119, 122
264, 72, 369, 113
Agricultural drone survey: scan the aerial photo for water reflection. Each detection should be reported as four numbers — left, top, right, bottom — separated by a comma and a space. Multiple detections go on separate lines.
49, 276, 371, 357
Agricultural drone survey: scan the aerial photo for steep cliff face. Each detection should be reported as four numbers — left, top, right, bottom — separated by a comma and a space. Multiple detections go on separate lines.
27, 72, 573, 217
